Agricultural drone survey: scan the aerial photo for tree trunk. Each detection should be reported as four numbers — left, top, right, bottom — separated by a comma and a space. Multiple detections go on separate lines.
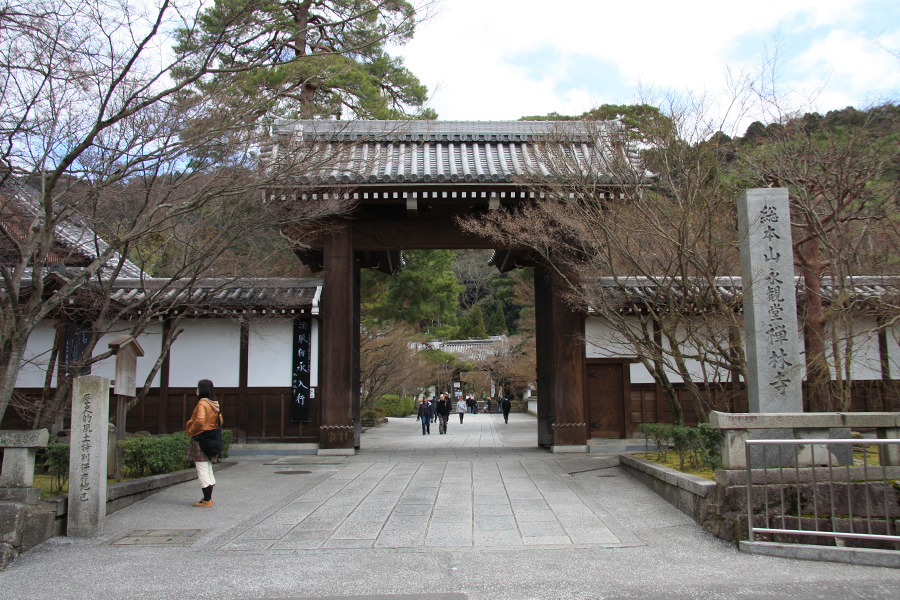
798, 237, 832, 412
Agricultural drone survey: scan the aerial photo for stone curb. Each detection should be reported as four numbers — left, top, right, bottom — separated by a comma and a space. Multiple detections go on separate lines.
42, 460, 237, 517
618, 452, 716, 498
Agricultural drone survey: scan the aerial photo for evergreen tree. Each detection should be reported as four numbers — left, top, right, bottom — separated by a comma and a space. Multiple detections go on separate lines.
489, 302, 507, 335
370, 250, 463, 337
176, 0, 435, 120
468, 305, 488, 339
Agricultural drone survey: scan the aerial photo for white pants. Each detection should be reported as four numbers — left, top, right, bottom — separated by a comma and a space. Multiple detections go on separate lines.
195, 460, 216, 488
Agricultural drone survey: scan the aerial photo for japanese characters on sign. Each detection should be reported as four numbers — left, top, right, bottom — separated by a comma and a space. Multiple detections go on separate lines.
758, 203, 794, 396
79, 392, 93, 501
737, 188, 802, 413
291, 318, 313, 422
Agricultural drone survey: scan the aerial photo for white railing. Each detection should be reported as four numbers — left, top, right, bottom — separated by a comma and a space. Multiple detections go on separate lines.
744, 438, 900, 547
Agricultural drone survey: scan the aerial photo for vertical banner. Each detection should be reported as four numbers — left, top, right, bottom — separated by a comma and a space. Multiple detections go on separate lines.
291, 318, 312, 423
64, 321, 92, 377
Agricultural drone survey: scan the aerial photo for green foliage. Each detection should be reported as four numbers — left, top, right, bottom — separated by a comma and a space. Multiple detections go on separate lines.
177, 0, 431, 120
519, 104, 673, 143
639, 423, 673, 460
466, 304, 488, 339
488, 302, 507, 335
639, 422, 720, 471
377, 394, 415, 417
38, 442, 70, 494
361, 409, 380, 423
118, 434, 192, 478
116, 430, 233, 478
367, 250, 464, 337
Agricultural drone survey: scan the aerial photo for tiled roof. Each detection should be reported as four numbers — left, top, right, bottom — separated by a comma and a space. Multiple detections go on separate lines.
1, 180, 143, 278
268, 120, 643, 185
107, 278, 322, 313
589, 276, 900, 312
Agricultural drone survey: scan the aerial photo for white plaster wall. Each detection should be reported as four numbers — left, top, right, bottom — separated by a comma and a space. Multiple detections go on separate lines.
585, 316, 656, 383
91, 322, 163, 387
15, 322, 58, 388
888, 323, 900, 380
248, 318, 292, 387
823, 317, 882, 381
168, 319, 240, 387
585, 317, 637, 359
310, 319, 320, 388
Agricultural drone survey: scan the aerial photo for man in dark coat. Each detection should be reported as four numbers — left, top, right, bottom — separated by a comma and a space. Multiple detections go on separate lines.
501, 397, 512, 424
436, 394, 450, 434
417, 399, 433, 435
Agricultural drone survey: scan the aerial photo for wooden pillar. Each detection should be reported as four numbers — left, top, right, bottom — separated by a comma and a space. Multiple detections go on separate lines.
352, 262, 361, 449
319, 220, 357, 451
535, 266, 587, 449
534, 268, 554, 447
157, 317, 171, 434
238, 319, 250, 443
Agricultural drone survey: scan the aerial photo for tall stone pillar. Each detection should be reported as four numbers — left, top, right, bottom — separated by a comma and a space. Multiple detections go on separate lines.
737, 188, 803, 412
535, 266, 587, 451
319, 220, 357, 454
67, 375, 110, 537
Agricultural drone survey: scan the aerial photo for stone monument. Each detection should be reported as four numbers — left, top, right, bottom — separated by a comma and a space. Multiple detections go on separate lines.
737, 188, 849, 466
737, 188, 803, 413
67, 375, 110, 537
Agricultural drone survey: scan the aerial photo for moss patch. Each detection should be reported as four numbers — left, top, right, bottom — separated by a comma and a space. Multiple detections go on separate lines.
635, 453, 717, 481
32, 474, 132, 500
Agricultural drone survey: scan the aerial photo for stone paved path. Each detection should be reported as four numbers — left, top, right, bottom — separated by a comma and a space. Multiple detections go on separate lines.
212, 413, 637, 553
0, 413, 896, 600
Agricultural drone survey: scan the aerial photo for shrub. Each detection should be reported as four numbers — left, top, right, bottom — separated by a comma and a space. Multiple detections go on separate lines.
117, 429, 233, 478
671, 425, 697, 470
38, 442, 70, 494
361, 409, 380, 423
373, 406, 386, 419
377, 394, 415, 417
639, 423, 673, 460
118, 433, 190, 477
695, 423, 721, 470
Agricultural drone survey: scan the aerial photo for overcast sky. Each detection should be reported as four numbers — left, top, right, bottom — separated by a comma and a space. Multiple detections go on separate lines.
396, 0, 900, 133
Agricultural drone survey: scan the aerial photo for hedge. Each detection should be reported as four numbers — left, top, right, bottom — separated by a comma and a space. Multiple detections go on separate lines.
376, 394, 415, 417
638, 423, 721, 471
37, 429, 234, 486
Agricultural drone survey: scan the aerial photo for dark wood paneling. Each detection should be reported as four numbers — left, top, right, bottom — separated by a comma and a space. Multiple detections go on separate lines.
585, 362, 625, 438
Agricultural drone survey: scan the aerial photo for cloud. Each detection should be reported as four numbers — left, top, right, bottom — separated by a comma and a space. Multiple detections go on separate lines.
399, 0, 897, 120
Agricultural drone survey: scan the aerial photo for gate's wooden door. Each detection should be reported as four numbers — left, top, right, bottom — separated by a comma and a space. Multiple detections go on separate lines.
586, 362, 625, 438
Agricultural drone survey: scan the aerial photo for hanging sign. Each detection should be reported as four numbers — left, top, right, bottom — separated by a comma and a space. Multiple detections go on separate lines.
291, 318, 312, 423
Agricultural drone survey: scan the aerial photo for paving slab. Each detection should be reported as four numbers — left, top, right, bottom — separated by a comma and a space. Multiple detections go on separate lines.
0, 413, 898, 599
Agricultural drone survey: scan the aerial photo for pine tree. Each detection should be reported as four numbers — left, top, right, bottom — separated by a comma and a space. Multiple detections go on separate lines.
468, 305, 488, 339
489, 303, 507, 335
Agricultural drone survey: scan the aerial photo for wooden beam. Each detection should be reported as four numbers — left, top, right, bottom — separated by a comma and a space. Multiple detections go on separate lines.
352, 220, 497, 250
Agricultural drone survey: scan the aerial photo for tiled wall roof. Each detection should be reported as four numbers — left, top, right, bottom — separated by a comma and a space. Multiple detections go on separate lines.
269, 120, 643, 185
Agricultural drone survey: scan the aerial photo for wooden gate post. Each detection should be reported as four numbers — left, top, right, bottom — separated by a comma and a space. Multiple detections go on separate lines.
318, 220, 357, 453
536, 266, 588, 451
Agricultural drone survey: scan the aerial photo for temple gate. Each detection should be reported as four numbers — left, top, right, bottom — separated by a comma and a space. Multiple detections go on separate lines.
271, 120, 624, 453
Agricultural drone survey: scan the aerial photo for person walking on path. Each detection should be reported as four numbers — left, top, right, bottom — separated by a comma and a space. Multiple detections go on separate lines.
501, 397, 512, 424
457, 397, 467, 423
185, 379, 223, 507
417, 398, 433, 435
436, 394, 450, 434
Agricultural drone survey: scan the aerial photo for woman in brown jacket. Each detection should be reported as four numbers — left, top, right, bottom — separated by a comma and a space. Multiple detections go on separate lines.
185, 379, 222, 507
